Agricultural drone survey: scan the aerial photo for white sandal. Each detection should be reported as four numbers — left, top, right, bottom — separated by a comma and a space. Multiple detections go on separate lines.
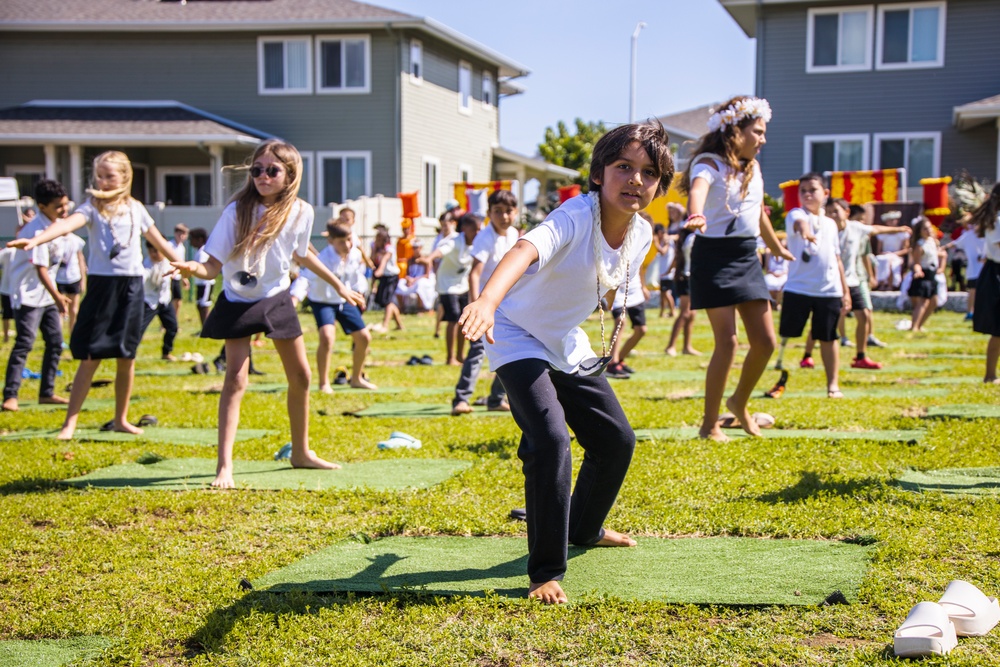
939, 580, 1000, 637
894, 601, 957, 658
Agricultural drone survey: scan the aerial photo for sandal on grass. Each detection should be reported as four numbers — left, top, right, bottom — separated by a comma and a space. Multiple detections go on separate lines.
827, 389, 844, 399
894, 601, 957, 658
136, 414, 158, 427
939, 580, 1000, 637
378, 431, 422, 450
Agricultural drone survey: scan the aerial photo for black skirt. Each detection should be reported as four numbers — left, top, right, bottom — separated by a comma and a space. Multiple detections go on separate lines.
690, 236, 770, 310
374, 274, 399, 308
973, 260, 1000, 337
907, 274, 937, 299
70, 275, 145, 359
200, 290, 302, 340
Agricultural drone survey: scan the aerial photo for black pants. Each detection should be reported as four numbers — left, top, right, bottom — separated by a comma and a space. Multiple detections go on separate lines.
4, 304, 63, 400
495, 358, 635, 584
139, 302, 178, 357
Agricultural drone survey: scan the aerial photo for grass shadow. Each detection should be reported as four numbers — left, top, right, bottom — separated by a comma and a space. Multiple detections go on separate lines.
0, 476, 67, 496
756, 471, 885, 504
446, 438, 516, 459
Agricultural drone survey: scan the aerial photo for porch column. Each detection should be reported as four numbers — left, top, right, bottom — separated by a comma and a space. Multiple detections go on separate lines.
68, 145, 83, 204
209, 144, 225, 206
43, 144, 57, 180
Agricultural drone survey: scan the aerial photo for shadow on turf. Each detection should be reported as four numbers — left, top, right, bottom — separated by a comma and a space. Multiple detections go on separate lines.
446, 437, 516, 459
756, 471, 885, 504
0, 477, 66, 495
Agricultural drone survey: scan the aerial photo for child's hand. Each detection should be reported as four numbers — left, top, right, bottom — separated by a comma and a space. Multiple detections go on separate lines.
170, 260, 199, 279
6, 238, 33, 251
337, 285, 365, 308
842, 293, 852, 314
55, 294, 71, 316
459, 300, 496, 344
683, 215, 706, 232
776, 245, 795, 262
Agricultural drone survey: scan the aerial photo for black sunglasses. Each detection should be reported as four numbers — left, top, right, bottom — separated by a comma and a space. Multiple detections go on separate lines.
250, 165, 283, 179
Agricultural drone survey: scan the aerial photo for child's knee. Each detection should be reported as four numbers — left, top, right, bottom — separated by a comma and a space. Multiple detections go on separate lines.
635, 325, 648, 336
225, 372, 249, 394
353, 329, 371, 345
286, 364, 311, 390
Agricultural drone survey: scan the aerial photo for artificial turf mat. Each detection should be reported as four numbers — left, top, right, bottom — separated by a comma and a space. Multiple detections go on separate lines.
61, 457, 472, 491
197, 383, 449, 395
843, 364, 949, 374
1, 397, 138, 413
621, 370, 710, 383
253, 536, 870, 605
925, 404, 1000, 419
0, 636, 109, 667
897, 467, 1000, 496
667, 386, 949, 400
348, 402, 511, 418
634, 427, 925, 443
0, 427, 272, 446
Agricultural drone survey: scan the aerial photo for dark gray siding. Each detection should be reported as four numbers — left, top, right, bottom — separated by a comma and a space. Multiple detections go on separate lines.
756, 0, 1000, 194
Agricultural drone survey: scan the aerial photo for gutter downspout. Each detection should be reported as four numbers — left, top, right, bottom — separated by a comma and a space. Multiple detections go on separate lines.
386, 22, 402, 195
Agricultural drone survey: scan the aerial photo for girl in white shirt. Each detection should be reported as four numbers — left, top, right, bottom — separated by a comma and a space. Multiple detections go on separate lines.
968, 184, 1000, 383
459, 121, 673, 605
172, 140, 365, 489
678, 96, 792, 440
907, 217, 941, 332
8, 151, 181, 439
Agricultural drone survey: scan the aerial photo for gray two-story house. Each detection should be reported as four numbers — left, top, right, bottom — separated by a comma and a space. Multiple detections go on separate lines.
0, 0, 568, 232
720, 0, 1000, 199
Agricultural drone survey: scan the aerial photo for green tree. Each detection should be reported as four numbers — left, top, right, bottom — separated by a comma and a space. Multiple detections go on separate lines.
537, 118, 607, 192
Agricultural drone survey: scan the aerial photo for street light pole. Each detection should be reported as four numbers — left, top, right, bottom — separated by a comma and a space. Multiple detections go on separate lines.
629, 21, 647, 123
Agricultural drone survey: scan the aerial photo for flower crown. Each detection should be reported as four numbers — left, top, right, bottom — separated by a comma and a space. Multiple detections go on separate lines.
707, 98, 772, 133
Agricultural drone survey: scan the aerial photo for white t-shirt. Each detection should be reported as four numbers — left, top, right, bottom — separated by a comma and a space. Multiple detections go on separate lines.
658, 238, 676, 281
309, 245, 366, 304
877, 231, 906, 254
471, 223, 519, 287
689, 154, 763, 238
612, 269, 645, 310
839, 220, 873, 288
0, 248, 15, 296
56, 233, 86, 285
374, 242, 400, 277
486, 195, 652, 374
75, 199, 155, 277
955, 229, 987, 280
984, 218, 1000, 263
194, 247, 215, 286
289, 271, 311, 303
9, 216, 65, 309
783, 208, 843, 297
204, 200, 313, 303
167, 238, 186, 282
142, 256, 171, 308
435, 232, 472, 295
915, 236, 939, 272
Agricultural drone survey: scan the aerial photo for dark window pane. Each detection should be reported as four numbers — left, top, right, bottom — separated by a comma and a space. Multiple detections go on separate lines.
322, 41, 342, 88
324, 158, 343, 204
882, 10, 909, 63
345, 40, 365, 87
264, 42, 284, 89
194, 174, 212, 206
880, 140, 906, 170
165, 175, 192, 206
131, 167, 147, 203
345, 158, 366, 199
813, 14, 838, 67
811, 141, 835, 173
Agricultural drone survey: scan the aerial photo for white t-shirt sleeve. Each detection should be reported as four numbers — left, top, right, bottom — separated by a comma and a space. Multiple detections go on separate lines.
689, 161, 719, 186
521, 208, 574, 272
292, 202, 313, 258
203, 204, 237, 264
470, 229, 493, 264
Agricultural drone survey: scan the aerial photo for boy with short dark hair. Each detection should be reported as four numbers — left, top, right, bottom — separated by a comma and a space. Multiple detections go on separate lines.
189, 228, 213, 328
168, 224, 189, 317
2, 179, 71, 411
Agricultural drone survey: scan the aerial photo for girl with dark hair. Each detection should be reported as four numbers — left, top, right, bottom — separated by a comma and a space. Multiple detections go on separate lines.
968, 183, 1000, 382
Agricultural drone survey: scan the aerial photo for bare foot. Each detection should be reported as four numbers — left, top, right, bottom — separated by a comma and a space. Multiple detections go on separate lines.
447, 359, 462, 367
827, 388, 844, 399
109, 421, 144, 435
350, 377, 377, 390
39, 395, 69, 405
290, 449, 342, 470
726, 396, 761, 437
698, 424, 731, 442
2, 397, 18, 412
683, 348, 702, 356
594, 528, 637, 547
318, 384, 334, 394
528, 580, 568, 605
665, 346, 677, 357
55, 426, 75, 441
211, 468, 235, 489
984, 377, 1000, 384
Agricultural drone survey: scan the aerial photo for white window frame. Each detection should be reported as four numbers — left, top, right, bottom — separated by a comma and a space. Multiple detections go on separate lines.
315, 34, 371, 94
316, 151, 372, 206
156, 167, 214, 207
458, 164, 472, 184
422, 157, 441, 220
803, 134, 871, 174
875, 1, 946, 70
298, 151, 315, 205
409, 39, 423, 84
805, 5, 874, 74
458, 60, 472, 114
481, 70, 494, 108
872, 131, 941, 186
258, 36, 313, 95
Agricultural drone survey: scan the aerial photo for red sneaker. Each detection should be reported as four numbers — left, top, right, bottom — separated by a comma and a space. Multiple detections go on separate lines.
799, 357, 815, 369
851, 357, 883, 369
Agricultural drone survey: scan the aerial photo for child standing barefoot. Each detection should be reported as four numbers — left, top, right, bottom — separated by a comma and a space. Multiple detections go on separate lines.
680, 97, 793, 440
7, 152, 181, 438
459, 121, 674, 604
172, 139, 364, 488
968, 184, 1000, 383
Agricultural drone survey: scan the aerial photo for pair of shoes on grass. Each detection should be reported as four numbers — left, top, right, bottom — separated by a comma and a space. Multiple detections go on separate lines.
406, 355, 433, 366
377, 431, 421, 450
894, 580, 1000, 658
100, 414, 157, 431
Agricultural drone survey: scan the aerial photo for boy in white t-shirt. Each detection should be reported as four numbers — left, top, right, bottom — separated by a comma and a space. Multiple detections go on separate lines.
946, 216, 986, 320
168, 224, 189, 318
776, 174, 851, 398
189, 228, 214, 329
138, 240, 178, 360
423, 214, 478, 365
451, 190, 518, 415
55, 232, 86, 335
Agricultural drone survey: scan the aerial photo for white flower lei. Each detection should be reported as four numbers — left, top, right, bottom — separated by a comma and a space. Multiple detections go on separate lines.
589, 192, 638, 292
707, 98, 772, 133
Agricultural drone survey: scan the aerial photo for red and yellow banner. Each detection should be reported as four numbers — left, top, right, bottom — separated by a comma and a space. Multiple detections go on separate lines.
452, 180, 514, 212
828, 169, 901, 204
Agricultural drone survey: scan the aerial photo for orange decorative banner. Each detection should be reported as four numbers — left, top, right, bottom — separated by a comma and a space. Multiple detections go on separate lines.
452, 180, 514, 213
828, 169, 901, 204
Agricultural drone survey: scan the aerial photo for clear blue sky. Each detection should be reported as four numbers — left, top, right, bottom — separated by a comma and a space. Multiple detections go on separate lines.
373, 0, 757, 155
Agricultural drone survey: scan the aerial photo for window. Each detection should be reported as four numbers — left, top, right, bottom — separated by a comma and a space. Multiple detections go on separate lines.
316, 35, 370, 93
157, 168, 212, 206
806, 6, 873, 73
458, 165, 472, 184
317, 152, 370, 205
804, 135, 869, 174
873, 132, 940, 187
4, 165, 44, 201
458, 61, 472, 113
258, 36, 312, 95
422, 157, 440, 218
876, 2, 945, 69
298, 152, 314, 204
482, 71, 494, 107
410, 39, 423, 82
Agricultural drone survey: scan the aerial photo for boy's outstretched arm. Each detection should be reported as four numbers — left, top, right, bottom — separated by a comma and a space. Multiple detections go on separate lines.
459, 239, 538, 343
7, 213, 87, 251
760, 210, 795, 261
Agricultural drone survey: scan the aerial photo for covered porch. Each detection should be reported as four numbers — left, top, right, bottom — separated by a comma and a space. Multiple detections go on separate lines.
953, 94, 1000, 181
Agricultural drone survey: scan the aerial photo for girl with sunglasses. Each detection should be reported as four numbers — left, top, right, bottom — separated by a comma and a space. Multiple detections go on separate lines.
7, 151, 181, 439
172, 139, 364, 489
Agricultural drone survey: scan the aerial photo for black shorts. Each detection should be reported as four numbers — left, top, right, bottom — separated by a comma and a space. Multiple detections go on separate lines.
1, 294, 11, 320
57, 281, 82, 296
439, 292, 469, 322
195, 283, 213, 307
170, 279, 183, 301
200, 290, 302, 340
973, 260, 1000, 337
967, 278, 978, 290
908, 275, 937, 299
659, 279, 673, 295
611, 304, 646, 328
848, 286, 865, 312
672, 277, 689, 299
374, 274, 399, 308
779, 291, 842, 342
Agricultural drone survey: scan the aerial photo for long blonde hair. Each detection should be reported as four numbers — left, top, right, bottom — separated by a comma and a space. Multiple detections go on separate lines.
230, 139, 304, 260
677, 96, 762, 199
88, 151, 134, 217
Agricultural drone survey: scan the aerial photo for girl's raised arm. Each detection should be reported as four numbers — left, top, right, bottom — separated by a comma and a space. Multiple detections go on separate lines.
7, 212, 87, 251
143, 224, 182, 263
459, 239, 538, 344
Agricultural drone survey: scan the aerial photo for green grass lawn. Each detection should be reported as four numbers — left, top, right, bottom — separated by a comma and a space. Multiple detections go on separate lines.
1, 305, 998, 666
